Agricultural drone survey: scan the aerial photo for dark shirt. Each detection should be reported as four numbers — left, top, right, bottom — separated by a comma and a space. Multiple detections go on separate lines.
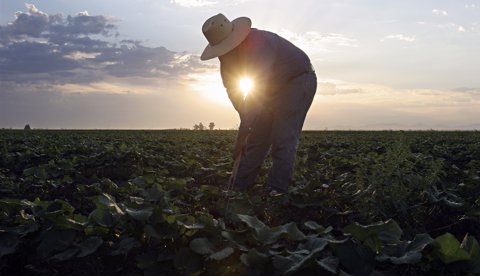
219, 28, 312, 131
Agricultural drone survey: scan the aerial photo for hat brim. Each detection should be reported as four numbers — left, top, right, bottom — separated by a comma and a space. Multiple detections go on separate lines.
200, 17, 251, 61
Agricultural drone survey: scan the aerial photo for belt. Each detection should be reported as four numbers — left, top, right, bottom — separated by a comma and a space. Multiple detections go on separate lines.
288, 64, 315, 81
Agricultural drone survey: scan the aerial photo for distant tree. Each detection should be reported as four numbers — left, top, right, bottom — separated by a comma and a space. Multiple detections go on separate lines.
198, 122, 205, 131
193, 124, 200, 130
209, 122, 215, 130
24, 124, 31, 130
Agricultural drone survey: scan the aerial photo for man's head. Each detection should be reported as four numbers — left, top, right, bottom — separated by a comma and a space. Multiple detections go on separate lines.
200, 13, 251, 61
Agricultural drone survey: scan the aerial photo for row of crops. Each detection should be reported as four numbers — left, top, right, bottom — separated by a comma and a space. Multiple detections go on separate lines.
1, 130, 480, 275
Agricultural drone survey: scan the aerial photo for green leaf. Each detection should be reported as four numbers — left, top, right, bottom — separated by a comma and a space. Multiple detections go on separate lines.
343, 219, 402, 252
344, 219, 402, 243
177, 220, 205, 230
0, 233, 19, 258
236, 214, 268, 231
331, 240, 375, 275
236, 214, 278, 244
377, 251, 422, 265
304, 221, 324, 231
406, 233, 434, 252
376, 233, 433, 265
129, 196, 145, 205
45, 199, 75, 215
221, 230, 249, 251
272, 237, 328, 275
278, 222, 306, 241
109, 237, 142, 256
124, 206, 153, 221
5, 223, 39, 236
174, 247, 203, 275
316, 256, 339, 273
240, 249, 270, 267
37, 229, 77, 258
88, 208, 116, 227
97, 193, 124, 215
208, 247, 234, 261
272, 254, 304, 274
299, 236, 329, 252
77, 236, 103, 257
136, 251, 158, 269
51, 247, 80, 261
189, 237, 214, 255
433, 232, 471, 264
461, 234, 480, 273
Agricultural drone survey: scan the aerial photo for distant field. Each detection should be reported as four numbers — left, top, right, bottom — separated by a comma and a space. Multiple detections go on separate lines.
1, 130, 480, 275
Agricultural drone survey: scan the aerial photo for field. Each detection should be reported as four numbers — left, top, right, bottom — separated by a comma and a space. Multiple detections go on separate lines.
1, 129, 480, 275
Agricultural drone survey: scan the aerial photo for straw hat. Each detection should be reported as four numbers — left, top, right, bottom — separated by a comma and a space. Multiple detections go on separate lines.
200, 13, 251, 61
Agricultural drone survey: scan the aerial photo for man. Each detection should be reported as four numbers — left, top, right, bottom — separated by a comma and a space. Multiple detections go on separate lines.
200, 14, 317, 195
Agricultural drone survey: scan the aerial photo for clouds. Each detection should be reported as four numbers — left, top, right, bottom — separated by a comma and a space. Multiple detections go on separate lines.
381, 34, 416, 42
432, 9, 448, 16
0, 3, 217, 129
170, 0, 218, 7
306, 79, 480, 130
317, 81, 363, 96
0, 4, 207, 93
170, 0, 249, 7
276, 30, 357, 62
0, 4, 114, 41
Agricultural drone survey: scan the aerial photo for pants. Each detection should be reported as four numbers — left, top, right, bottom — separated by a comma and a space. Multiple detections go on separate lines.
234, 71, 317, 192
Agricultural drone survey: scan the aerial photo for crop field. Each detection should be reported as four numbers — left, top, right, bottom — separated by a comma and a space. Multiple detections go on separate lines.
1, 129, 480, 275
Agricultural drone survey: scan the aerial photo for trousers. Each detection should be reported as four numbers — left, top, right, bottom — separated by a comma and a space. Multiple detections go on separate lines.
234, 71, 317, 192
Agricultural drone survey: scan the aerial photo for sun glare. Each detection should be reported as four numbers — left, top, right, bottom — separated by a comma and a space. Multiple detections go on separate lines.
239, 77, 253, 98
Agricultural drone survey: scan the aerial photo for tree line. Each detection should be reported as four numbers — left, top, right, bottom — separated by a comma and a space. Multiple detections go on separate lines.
193, 122, 215, 130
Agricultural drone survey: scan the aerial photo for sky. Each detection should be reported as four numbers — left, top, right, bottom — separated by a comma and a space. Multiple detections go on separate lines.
1, 0, 479, 130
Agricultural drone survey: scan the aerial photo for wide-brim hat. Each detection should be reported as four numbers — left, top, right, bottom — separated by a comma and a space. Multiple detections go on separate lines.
200, 14, 251, 61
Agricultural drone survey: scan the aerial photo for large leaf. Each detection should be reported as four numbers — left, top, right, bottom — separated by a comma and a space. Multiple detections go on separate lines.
109, 237, 142, 256
3, 223, 39, 236
77, 236, 103, 257
316, 256, 339, 274
376, 233, 433, 265
37, 229, 77, 258
124, 205, 153, 221
272, 237, 329, 275
240, 248, 270, 267
88, 208, 116, 227
342, 219, 402, 253
208, 247, 234, 261
0, 233, 19, 258
236, 214, 276, 244
97, 193, 124, 215
236, 214, 267, 232
433, 233, 471, 264
407, 233, 434, 252
343, 219, 402, 243
331, 240, 375, 275
51, 247, 80, 261
189, 237, 214, 255
173, 247, 203, 275
44, 199, 75, 216
237, 215, 306, 244
277, 222, 306, 241
461, 234, 480, 273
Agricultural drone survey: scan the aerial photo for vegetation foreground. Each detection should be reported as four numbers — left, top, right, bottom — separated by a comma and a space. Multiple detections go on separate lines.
1, 129, 480, 275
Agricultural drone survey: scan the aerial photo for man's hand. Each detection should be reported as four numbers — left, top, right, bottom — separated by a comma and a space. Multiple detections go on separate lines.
233, 130, 249, 159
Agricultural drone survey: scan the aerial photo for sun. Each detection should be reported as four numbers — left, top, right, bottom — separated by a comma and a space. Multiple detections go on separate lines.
238, 77, 253, 98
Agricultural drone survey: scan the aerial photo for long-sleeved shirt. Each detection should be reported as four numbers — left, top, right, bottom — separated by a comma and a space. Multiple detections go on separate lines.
219, 28, 312, 132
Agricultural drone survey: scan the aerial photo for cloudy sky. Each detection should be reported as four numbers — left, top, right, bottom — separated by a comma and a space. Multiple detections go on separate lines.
1, 0, 479, 130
